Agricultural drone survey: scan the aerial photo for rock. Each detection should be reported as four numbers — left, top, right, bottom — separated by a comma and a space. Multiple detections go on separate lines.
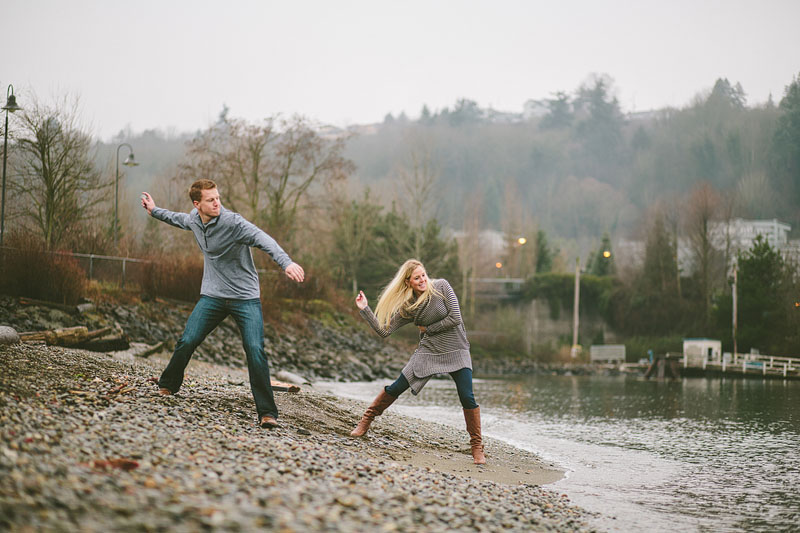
0, 325, 20, 345
274, 370, 311, 386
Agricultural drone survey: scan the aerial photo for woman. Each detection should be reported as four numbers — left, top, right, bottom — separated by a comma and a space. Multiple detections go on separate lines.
351, 259, 486, 465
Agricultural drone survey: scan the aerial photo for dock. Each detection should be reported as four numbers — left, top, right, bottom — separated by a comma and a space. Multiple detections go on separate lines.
640, 352, 800, 380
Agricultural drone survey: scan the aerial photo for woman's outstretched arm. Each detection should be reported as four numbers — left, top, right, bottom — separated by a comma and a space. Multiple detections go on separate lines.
356, 291, 412, 337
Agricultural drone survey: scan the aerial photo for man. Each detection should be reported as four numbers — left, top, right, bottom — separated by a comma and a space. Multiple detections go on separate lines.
141, 179, 304, 429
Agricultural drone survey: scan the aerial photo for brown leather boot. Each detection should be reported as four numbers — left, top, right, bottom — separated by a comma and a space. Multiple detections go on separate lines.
350, 389, 397, 437
463, 407, 486, 464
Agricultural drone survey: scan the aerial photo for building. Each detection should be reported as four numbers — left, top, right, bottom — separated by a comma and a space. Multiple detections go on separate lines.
683, 338, 722, 364
708, 218, 790, 252
619, 218, 797, 275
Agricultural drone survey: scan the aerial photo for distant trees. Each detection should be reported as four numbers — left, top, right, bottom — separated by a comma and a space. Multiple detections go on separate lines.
539, 91, 572, 130
329, 190, 382, 295
9, 96, 104, 250
327, 202, 459, 299
573, 75, 626, 183
771, 73, 800, 206
178, 114, 354, 242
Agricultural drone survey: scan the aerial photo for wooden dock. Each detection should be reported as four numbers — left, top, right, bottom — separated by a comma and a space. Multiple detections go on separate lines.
679, 352, 800, 379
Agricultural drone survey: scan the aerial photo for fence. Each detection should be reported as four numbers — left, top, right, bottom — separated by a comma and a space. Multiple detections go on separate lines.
2, 247, 152, 289
683, 350, 800, 378
69, 252, 152, 288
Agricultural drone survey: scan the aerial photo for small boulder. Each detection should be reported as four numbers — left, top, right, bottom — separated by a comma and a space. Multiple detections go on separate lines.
0, 326, 20, 345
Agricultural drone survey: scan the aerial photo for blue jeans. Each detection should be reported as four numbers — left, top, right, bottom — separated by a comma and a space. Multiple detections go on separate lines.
159, 296, 278, 419
385, 367, 478, 409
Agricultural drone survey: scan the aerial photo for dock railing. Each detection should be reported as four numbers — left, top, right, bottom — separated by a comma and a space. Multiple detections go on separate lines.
683, 350, 800, 377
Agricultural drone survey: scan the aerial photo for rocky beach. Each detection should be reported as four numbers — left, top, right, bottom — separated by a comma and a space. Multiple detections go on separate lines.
0, 340, 597, 532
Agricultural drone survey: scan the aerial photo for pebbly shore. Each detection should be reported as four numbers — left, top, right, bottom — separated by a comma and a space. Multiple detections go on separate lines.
0, 295, 409, 383
0, 342, 598, 532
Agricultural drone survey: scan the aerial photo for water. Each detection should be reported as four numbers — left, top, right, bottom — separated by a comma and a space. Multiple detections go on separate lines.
318, 374, 800, 532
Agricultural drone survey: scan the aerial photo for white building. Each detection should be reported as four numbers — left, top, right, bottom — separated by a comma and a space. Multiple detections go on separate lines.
709, 218, 790, 252
621, 218, 797, 275
683, 338, 722, 364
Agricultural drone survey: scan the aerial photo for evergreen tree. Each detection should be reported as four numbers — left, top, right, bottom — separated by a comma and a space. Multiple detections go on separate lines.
355, 207, 460, 298
539, 91, 572, 129
735, 235, 789, 354
535, 230, 555, 273
771, 73, 800, 205
587, 233, 615, 276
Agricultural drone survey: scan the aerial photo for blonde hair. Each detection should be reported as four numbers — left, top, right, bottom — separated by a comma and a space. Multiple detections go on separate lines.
374, 259, 441, 328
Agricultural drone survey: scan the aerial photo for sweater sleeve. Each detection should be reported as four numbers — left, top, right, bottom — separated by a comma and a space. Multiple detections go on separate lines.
424, 279, 463, 335
359, 305, 412, 338
232, 214, 293, 270
150, 207, 192, 230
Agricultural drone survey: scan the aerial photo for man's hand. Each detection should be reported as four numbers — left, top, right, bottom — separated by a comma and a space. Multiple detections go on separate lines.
355, 290, 368, 310
285, 262, 305, 283
141, 192, 156, 215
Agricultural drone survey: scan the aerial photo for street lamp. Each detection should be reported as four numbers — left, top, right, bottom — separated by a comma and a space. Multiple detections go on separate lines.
114, 143, 138, 246
1, 84, 22, 248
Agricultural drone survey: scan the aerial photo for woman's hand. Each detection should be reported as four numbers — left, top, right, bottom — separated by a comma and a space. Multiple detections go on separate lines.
417, 325, 427, 333
355, 290, 368, 310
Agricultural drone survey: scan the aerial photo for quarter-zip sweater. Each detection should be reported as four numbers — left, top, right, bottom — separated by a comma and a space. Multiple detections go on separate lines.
150, 205, 292, 299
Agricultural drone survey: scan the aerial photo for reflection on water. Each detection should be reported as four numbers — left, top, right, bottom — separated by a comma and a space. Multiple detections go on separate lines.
320, 375, 800, 532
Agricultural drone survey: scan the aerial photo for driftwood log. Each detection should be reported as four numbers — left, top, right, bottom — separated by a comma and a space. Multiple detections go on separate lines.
19, 325, 129, 351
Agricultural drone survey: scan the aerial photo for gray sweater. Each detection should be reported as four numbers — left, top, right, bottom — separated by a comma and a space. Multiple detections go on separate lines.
151, 205, 292, 299
360, 279, 472, 394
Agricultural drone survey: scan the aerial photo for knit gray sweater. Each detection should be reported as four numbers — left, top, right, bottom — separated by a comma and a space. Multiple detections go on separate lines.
359, 279, 472, 394
151, 205, 292, 299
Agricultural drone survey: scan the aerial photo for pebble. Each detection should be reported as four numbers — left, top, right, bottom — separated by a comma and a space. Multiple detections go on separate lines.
0, 343, 598, 533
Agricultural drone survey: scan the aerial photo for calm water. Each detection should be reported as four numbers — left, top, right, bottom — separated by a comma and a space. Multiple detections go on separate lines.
319, 374, 800, 532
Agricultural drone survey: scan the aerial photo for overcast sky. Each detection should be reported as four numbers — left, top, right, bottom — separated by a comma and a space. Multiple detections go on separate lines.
3, 0, 799, 140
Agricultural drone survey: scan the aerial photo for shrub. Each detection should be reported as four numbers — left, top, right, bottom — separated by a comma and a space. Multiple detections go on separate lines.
1, 231, 87, 305
140, 254, 203, 302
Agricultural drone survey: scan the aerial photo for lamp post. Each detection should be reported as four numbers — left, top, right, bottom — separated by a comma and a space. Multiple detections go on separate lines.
114, 143, 138, 246
1, 84, 22, 248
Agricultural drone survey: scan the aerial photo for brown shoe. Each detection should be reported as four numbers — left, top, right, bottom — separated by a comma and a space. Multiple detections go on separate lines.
350, 389, 397, 437
463, 407, 486, 465
260, 416, 278, 429
158, 388, 172, 396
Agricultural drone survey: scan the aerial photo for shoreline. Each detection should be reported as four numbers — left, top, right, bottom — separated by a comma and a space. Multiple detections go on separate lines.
0, 343, 597, 532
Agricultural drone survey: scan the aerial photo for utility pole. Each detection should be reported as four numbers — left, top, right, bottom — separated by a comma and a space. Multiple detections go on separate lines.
732, 262, 738, 359
571, 256, 580, 359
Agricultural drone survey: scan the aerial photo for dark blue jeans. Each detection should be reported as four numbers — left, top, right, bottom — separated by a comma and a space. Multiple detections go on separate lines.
158, 296, 278, 419
385, 367, 478, 409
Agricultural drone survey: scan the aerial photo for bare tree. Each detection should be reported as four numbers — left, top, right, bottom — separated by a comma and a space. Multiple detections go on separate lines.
178, 114, 354, 242
10, 95, 104, 250
684, 182, 725, 328
394, 144, 438, 258
457, 194, 484, 319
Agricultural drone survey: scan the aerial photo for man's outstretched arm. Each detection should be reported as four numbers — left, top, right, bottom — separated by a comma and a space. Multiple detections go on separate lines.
141, 192, 191, 229
233, 214, 304, 283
